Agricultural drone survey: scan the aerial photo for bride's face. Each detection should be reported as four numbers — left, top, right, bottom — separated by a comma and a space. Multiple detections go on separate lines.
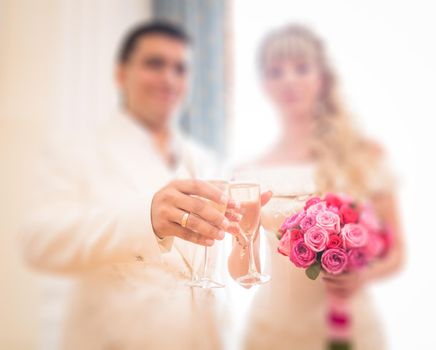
262, 57, 323, 120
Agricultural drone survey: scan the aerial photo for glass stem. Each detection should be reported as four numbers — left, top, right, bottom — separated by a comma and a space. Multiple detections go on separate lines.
247, 237, 257, 275
202, 246, 209, 278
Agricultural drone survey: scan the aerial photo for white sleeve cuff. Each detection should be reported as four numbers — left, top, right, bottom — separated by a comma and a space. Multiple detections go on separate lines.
117, 196, 165, 264
154, 234, 174, 253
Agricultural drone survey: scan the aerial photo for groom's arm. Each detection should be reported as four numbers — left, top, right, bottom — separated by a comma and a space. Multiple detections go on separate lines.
20, 148, 167, 274
21, 147, 236, 274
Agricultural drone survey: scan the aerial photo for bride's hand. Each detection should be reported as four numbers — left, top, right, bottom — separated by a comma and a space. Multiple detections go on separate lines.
260, 190, 273, 207
322, 270, 368, 298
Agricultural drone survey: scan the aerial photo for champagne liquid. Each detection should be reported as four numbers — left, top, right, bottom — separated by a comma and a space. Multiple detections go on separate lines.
192, 180, 229, 214
239, 200, 261, 237
209, 180, 229, 213
206, 199, 227, 214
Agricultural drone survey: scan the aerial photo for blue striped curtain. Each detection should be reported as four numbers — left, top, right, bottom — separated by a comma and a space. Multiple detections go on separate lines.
152, 0, 228, 156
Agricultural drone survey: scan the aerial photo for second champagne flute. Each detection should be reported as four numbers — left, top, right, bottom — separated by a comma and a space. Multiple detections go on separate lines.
187, 180, 229, 288
230, 182, 270, 287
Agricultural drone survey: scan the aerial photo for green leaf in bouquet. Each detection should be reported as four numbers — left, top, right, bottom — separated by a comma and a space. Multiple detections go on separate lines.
305, 261, 321, 280
328, 340, 352, 350
316, 251, 323, 262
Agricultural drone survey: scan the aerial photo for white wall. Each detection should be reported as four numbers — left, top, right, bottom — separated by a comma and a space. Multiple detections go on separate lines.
232, 0, 436, 349
56, 0, 152, 130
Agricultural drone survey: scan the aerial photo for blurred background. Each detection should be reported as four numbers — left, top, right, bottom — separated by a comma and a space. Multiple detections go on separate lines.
1, 0, 435, 349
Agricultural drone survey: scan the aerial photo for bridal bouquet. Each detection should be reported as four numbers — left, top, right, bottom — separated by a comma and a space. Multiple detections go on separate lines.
277, 193, 391, 279
277, 193, 392, 350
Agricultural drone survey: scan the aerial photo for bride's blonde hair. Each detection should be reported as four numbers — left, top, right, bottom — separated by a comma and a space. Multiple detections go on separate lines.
258, 24, 381, 199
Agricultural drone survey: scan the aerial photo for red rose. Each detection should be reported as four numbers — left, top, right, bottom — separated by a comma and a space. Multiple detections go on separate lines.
340, 204, 359, 224
327, 234, 343, 249
290, 229, 303, 241
325, 193, 343, 209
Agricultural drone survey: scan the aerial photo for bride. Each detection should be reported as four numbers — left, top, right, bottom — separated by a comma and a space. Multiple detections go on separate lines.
228, 24, 405, 350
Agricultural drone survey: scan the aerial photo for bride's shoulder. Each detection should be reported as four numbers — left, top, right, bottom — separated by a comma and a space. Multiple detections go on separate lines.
359, 138, 399, 192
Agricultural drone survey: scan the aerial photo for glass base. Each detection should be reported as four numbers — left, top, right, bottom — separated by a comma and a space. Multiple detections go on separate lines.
186, 277, 225, 289
236, 272, 270, 287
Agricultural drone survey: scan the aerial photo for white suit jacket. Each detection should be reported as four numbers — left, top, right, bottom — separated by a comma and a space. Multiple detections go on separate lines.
22, 111, 225, 350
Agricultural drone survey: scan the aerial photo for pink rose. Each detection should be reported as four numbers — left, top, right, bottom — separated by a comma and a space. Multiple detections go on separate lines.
366, 228, 392, 259
365, 233, 384, 259
300, 214, 316, 231
337, 193, 354, 205
347, 248, 368, 269
289, 239, 316, 268
304, 226, 329, 252
380, 227, 393, 257
327, 234, 343, 249
321, 248, 348, 274
341, 223, 368, 249
327, 205, 340, 215
278, 230, 292, 257
304, 196, 322, 210
316, 210, 341, 234
280, 211, 305, 232
359, 204, 380, 233
306, 201, 327, 216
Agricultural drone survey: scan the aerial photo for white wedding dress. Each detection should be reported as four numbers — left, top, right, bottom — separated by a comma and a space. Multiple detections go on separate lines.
235, 164, 386, 350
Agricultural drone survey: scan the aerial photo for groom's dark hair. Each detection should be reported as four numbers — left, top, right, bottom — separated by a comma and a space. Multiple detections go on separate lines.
118, 20, 191, 63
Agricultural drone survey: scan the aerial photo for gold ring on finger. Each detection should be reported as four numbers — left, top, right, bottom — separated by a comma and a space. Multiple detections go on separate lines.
181, 212, 190, 228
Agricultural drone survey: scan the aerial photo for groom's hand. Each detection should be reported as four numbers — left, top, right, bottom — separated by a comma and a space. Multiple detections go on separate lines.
151, 179, 239, 246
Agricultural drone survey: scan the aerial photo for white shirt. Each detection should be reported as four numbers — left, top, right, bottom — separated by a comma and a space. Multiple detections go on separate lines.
21, 111, 224, 350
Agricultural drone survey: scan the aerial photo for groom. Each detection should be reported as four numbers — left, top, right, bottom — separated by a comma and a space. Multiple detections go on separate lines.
22, 21, 239, 349
115, 21, 239, 249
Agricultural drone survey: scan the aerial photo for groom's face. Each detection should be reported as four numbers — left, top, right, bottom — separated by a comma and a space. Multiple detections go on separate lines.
117, 34, 190, 129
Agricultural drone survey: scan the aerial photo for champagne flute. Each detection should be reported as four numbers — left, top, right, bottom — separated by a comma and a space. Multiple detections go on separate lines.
187, 180, 229, 289
230, 182, 270, 287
